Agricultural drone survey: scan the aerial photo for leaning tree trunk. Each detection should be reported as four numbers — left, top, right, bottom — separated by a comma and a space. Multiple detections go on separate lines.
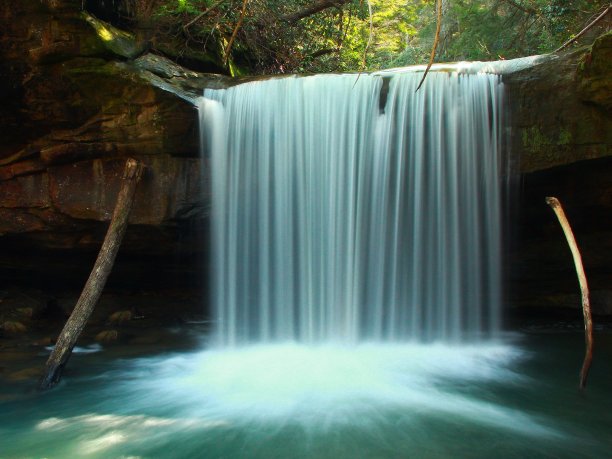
38, 159, 144, 390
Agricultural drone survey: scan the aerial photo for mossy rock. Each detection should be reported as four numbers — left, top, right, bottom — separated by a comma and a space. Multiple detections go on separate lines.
1, 320, 27, 335
577, 31, 612, 110
82, 12, 147, 59
109, 310, 132, 324
95, 329, 119, 343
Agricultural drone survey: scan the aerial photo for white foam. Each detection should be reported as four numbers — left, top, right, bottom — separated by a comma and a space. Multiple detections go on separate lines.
116, 343, 555, 437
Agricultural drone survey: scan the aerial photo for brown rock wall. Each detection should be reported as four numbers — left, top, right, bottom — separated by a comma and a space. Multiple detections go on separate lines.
0, 1, 205, 259
504, 33, 612, 173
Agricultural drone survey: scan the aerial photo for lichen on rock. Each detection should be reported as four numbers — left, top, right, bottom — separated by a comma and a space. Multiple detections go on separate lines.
577, 31, 612, 110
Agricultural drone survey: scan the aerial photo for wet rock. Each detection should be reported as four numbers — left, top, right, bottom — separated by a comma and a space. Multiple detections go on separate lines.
95, 329, 119, 343
82, 12, 146, 59
0, 0, 207, 261
509, 157, 612, 317
1, 321, 27, 335
504, 36, 612, 174
15, 307, 34, 319
109, 310, 132, 325
32, 337, 54, 347
577, 31, 612, 110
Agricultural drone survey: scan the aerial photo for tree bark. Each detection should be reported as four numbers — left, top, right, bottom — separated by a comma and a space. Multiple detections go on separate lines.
281, 0, 351, 24
545, 197, 594, 389
38, 159, 144, 391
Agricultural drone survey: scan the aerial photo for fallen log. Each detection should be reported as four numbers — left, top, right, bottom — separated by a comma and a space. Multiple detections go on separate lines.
38, 158, 144, 390
545, 196, 593, 389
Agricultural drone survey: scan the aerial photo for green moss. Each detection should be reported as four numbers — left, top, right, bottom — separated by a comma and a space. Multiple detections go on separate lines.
522, 126, 550, 151
522, 125, 575, 152
558, 128, 572, 145
228, 59, 247, 78
82, 12, 146, 59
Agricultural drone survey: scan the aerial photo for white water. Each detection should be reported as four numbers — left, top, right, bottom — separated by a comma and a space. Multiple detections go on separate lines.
200, 71, 504, 346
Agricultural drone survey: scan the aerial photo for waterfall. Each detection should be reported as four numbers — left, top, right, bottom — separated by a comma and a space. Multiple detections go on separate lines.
199, 70, 504, 346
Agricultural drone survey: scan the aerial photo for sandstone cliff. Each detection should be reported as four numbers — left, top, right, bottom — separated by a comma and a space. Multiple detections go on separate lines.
0, 1, 610, 312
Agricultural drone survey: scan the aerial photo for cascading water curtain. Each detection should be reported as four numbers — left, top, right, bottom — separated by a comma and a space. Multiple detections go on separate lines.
199, 71, 504, 346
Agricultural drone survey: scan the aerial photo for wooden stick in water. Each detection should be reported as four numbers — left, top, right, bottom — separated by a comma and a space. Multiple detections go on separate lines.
545, 196, 593, 389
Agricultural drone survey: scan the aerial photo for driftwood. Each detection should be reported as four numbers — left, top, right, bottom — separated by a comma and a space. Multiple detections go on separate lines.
38, 159, 144, 390
545, 197, 593, 389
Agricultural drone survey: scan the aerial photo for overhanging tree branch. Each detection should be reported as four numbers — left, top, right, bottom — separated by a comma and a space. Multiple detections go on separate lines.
310, 47, 338, 58
554, 4, 611, 53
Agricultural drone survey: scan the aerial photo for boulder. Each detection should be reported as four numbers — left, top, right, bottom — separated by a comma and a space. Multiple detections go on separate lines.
504, 36, 612, 173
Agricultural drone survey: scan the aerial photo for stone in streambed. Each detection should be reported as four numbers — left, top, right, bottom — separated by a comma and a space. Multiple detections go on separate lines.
1, 321, 27, 335
95, 329, 119, 343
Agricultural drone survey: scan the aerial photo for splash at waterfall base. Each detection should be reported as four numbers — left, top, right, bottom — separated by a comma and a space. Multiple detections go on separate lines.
2, 335, 612, 458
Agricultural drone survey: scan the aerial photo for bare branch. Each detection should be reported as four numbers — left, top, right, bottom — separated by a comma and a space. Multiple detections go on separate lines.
554, 4, 611, 53
183, 0, 228, 30
310, 48, 338, 58
282, 0, 351, 24
416, 0, 443, 92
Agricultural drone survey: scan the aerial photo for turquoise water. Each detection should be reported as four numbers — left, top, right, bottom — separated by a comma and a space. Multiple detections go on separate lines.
1, 330, 611, 458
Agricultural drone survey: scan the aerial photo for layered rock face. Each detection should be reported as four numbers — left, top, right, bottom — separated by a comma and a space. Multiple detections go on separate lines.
0, 1, 610, 312
503, 33, 612, 316
0, 1, 209, 288
506, 32, 611, 173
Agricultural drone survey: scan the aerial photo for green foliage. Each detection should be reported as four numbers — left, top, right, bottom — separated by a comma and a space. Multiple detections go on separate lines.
120, 0, 610, 75
407, 0, 611, 63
